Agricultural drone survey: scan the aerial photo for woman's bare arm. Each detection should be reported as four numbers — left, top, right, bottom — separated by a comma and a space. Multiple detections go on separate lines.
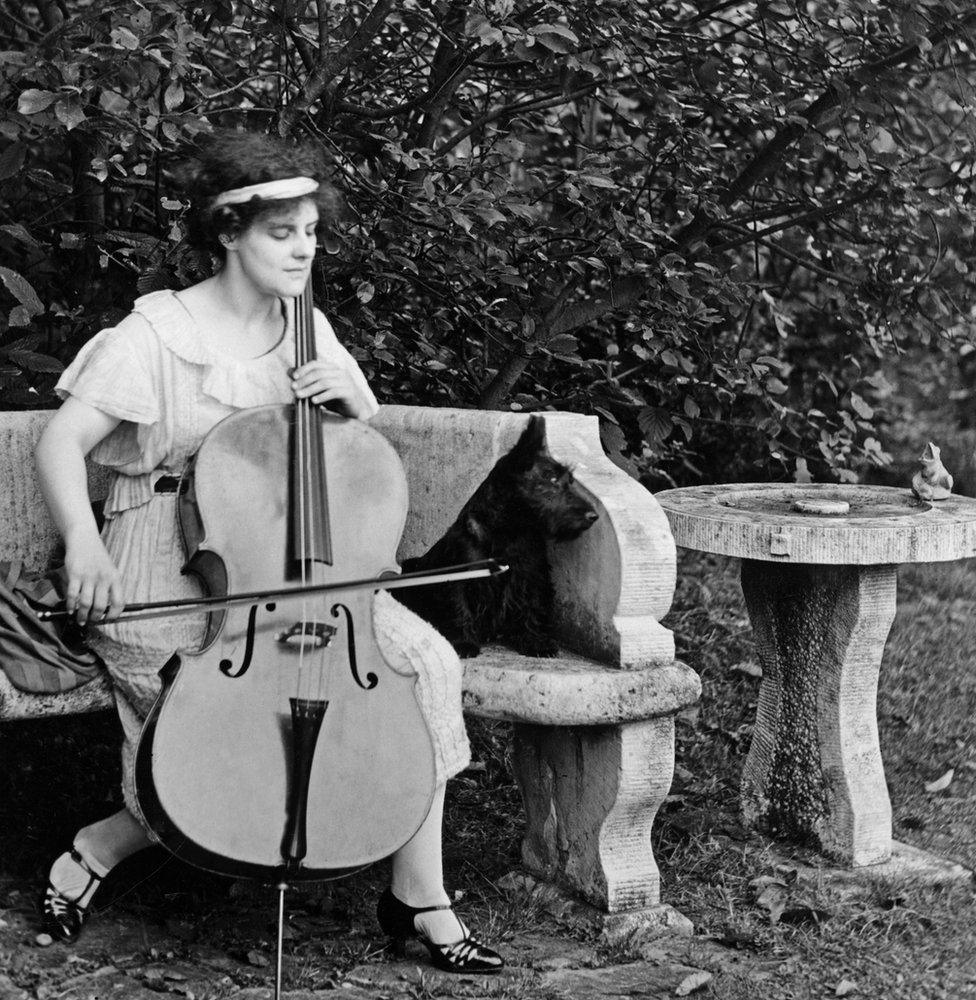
36, 397, 124, 623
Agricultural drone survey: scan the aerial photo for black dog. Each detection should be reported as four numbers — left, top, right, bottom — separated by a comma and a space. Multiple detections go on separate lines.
395, 416, 598, 658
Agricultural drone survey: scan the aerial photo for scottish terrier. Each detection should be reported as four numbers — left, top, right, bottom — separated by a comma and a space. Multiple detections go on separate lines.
395, 416, 598, 658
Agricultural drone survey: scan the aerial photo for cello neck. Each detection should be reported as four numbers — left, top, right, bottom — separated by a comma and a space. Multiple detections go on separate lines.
295, 277, 318, 366
292, 278, 333, 566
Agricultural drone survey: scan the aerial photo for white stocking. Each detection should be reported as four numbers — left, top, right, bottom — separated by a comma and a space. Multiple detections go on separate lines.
390, 783, 465, 945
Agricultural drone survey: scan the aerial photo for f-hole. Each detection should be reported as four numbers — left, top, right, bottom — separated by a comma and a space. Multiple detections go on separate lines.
219, 604, 259, 678
331, 603, 378, 690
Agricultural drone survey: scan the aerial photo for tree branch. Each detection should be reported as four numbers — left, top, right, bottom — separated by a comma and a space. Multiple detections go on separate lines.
435, 83, 599, 158
277, 0, 395, 137
709, 186, 881, 253
478, 276, 646, 409
717, 225, 860, 285
408, 5, 475, 156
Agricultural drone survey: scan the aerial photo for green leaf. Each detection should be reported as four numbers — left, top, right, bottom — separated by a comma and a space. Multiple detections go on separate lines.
111, 26, 140, 49
0, 143, 26, 180
529, 23, 579, 47
638, 406, 672, 444
17, 89, 58, 115
870, 127, 897, 154
0, 267, 44, 316
7, 306, 30, 328
7, 349, 63, 373
449, 209, 473, 234
599, 419, 627, 456
766, 377, 789, 394
164, 80, 185, 111
1, 223, 37, 247
547, 334, 578, 355
99, 90, 130, 115
849, 392, 874, 419
667, 274, 690, 298
54, 100, 86, 131
474, 206, 506, 227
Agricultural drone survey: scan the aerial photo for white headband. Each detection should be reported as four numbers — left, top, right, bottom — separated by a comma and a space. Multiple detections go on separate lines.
211, 176, 319, 209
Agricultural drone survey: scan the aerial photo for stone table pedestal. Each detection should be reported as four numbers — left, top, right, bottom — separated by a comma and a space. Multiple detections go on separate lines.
656, 483, 976, 868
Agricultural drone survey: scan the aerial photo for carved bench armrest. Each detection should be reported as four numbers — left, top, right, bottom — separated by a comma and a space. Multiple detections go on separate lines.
370, 406, 676, 668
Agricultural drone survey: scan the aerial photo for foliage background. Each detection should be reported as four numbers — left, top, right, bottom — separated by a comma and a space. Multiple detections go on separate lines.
1, 0, 975, 486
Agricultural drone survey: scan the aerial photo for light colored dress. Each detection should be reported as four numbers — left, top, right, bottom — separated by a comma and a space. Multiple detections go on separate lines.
55, 290, 470, 825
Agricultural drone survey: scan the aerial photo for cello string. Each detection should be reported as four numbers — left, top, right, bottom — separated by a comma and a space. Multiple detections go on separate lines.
300, 282, 329, 707
305, 283, 331, 708
299, 284, 320, 705
296, 288, 312, 704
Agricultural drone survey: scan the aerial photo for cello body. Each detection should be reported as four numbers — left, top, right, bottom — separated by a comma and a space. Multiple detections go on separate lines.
135, 404, 437, 881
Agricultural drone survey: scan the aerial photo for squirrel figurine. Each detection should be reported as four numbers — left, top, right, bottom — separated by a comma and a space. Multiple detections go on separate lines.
911, 442, 953, 501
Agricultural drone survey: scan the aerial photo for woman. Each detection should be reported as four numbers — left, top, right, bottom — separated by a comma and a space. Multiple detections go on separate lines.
34, 130, 502, 975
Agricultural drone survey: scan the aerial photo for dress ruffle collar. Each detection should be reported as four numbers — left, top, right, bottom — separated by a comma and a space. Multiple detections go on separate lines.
132, 290, 293, 409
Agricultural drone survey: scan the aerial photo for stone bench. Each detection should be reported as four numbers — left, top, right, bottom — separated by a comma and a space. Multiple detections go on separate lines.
0, 406, 700, 936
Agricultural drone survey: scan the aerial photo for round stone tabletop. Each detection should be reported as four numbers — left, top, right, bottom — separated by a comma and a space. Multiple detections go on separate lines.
655, 483, 976, 565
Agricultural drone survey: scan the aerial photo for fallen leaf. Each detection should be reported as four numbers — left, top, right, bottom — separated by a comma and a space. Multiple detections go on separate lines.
925, 768, 954, 793
714, 924, 760, 950
835, 979, 858, 996
750, 875, 789, 891
755, 884, 787, 924
246, 950, 269, 968
773, 865, 799, 884
778, 903, 830, 925
675, 970, 712, 995
731, 659, 763, 678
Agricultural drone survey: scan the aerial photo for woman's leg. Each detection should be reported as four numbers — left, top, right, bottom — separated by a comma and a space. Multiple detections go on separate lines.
75, 808, 152, 871
49, 808, 151, 909
390, 783, 465, 945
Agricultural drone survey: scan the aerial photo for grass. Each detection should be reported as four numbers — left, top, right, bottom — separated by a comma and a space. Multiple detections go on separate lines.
653, 550, 976, 1000
1, 551, 975, 998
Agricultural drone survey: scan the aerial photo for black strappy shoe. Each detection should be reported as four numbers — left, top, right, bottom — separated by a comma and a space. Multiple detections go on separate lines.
41, 848, 104, 943
376, 887, 504, 974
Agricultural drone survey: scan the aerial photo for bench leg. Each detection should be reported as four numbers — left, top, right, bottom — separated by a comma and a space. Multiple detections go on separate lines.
511, 717, 674, 913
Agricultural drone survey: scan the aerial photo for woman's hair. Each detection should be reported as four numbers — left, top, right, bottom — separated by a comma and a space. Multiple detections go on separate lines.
178, 130, 342, 258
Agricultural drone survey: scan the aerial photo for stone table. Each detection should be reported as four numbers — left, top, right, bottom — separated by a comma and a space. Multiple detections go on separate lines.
655, 483, 976, 867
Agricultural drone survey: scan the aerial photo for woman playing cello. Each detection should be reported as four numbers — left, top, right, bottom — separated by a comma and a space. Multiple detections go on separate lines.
33, 129, 503, 974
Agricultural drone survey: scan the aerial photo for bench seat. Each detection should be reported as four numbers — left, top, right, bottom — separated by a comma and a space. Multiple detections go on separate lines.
463, 646, 698, 725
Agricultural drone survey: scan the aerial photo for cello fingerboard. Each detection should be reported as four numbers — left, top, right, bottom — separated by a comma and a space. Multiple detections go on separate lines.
291, 280, 333, 566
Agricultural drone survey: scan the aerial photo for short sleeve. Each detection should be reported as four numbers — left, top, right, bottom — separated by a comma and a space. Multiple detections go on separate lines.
314, 309, 380, 420
55, 314, 160, 424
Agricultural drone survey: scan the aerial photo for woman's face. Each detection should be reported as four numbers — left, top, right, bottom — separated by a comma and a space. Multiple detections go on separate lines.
225, 198, 319, 298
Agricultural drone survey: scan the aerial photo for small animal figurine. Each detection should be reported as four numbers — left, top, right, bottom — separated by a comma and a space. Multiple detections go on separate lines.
911, 442, 953, 501
395, 416, 598, 658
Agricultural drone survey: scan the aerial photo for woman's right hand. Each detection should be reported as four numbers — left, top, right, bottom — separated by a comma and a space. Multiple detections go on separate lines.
63, 532, 127, 624
35, 397, 126, 625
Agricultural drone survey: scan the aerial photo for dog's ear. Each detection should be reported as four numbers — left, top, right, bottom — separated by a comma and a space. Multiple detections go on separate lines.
507, 415, 547, 468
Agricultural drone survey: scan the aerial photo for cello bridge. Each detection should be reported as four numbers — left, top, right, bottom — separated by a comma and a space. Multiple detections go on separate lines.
276, 621, 337, 651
